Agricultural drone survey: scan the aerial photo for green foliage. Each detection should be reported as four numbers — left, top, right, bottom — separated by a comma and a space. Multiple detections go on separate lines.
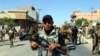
64, 21, 71, 28
0, 17, 16, 27
64, 21, 68, 25
75, 18, 89, 26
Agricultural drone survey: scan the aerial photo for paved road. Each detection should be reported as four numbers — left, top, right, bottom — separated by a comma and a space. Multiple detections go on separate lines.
68, 43, 92, 56
0, 37, 99, 56
0, 39, 35, 56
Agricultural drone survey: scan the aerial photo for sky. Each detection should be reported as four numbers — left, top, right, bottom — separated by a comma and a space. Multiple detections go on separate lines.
0, 0, 100, 26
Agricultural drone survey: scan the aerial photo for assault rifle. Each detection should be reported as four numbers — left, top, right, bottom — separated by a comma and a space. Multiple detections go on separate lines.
30, 34, 67, 55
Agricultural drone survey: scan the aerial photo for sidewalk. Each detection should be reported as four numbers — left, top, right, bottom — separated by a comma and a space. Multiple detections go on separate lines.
78, 34, 92, 46
81, 35, 92, 46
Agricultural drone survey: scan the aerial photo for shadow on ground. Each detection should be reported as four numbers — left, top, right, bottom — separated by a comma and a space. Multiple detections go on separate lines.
14, 44, 26, 47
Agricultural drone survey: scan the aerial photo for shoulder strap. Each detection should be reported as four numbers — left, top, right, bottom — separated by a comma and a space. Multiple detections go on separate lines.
54, 27, 59, 38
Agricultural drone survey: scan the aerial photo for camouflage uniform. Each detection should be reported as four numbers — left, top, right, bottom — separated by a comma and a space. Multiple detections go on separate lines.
60, 25, 71, 44
31, 28, 66, 56
31, 15, 66, 56
92, 22, 100, 54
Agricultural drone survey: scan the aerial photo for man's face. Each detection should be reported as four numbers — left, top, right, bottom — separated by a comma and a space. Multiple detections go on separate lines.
43, 20, 53, 30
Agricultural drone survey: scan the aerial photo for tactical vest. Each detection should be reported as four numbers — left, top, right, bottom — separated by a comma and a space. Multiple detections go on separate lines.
37, 28, 59, 56
39, 28, 59, 44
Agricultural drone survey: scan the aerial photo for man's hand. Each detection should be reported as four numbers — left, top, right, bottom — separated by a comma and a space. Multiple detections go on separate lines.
48, 43, 59, 51
61, 46, 67, 51
31, 41, 39, 50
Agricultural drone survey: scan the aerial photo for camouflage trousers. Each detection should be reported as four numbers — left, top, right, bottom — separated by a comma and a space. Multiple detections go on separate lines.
92, 39, 100, 54
39, 47, 61, 56
94, 42, 100, 53
32, 47, 68, 56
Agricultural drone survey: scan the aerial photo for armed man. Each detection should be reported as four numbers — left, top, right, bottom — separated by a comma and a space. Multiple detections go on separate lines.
30, 15, 67, 56
60, 24, 72, 45
91, 22, 100, 54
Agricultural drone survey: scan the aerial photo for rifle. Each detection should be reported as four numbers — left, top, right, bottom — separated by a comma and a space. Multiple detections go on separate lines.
30, 34, 67, 55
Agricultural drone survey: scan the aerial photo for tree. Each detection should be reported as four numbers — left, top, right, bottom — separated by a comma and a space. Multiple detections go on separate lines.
64, 21, 71, 28
75, 18, 89, 27
0, 17, 16, 27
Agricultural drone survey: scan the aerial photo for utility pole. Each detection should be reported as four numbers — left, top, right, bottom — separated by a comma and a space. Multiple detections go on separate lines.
91, 8, 93, 26
38, 9, 42, 23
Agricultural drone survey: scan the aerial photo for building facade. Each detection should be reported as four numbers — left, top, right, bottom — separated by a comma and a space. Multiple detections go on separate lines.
0, 6, 38, 29
17, 5, 38, 22
71, 10, 100, 25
